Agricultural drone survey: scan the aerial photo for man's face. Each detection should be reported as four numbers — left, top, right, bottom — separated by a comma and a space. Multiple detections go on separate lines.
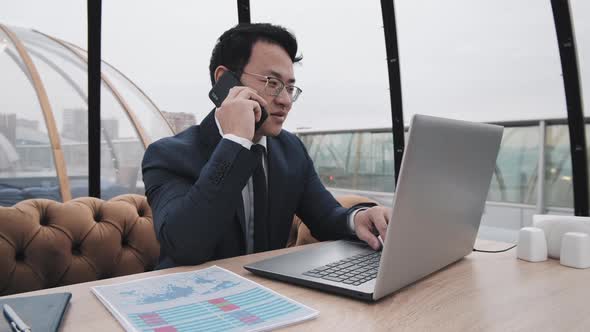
240, 41, 296, 137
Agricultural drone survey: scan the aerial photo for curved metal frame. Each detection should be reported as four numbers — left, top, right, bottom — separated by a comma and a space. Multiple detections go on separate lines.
57, 40, 175, 134
550, 0, 588, 216
40, 32, 150, 149
380, 0, 405, 187
92, 56, 176, 134
0, 24, 72, 201
24, 46, 122, 175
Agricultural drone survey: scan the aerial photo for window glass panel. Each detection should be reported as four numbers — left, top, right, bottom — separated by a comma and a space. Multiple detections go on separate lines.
546, 124, 573, 208
102, 0, 242, 198
98, 81, 143, 199
15, 27, 90, 198
571, 0, 589, 113
393, 2, 576, 241
304, 133, 354, 189
396, 1, 567, 123
252, 1, 391, 131
299, 131, 394, 194
570, 0, 590, 208
2, 2, 86, 202
102, 0, 237, 125
253, 0, 392, 202
356, 132, 395, 193
8, 27, 167, 200
100, 61, 176, 141
488, 126, 539, 205
0, 28, 60, 205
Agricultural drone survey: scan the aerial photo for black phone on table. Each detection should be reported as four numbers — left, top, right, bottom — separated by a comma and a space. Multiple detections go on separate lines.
209, 71, 268, 131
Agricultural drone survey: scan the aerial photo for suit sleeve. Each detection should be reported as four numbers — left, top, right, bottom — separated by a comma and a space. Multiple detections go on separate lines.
294, 137, 355, 240
142, 139, 257, 266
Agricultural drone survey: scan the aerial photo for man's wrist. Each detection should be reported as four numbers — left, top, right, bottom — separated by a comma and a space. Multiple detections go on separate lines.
216, 110, 254, 150
348, 208, 369, 235
222, 134, 253, 150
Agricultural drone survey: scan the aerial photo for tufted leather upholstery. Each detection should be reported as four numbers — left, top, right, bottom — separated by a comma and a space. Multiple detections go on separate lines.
0, 194, 159, 295
287, 195, 378, 247
0, 194, 375, 295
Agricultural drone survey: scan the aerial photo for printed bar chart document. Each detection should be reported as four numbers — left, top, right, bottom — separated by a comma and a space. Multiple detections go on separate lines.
91, 266, 318, 332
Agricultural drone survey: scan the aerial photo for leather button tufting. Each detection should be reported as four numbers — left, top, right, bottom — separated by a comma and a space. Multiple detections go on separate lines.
0, 194, 160, 295
40, 215, 49, 226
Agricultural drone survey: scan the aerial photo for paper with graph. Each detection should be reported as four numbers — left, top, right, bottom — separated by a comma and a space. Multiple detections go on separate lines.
91, 266, 318, 332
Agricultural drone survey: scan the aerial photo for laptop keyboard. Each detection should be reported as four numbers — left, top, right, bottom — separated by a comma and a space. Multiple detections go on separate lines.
302, 251, 381, 286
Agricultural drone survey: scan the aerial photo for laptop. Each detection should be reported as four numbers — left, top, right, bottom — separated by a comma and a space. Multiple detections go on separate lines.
244, 114, 503, 301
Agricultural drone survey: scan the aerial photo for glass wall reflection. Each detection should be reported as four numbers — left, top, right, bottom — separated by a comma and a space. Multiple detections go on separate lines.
301, 131, 395, 193
546, 125, 573, 208
252, 0, 392, 131
0, 28, 61, 204
488, 126, 539, 205
0, 25, 174, 206
298, 120, 577, 210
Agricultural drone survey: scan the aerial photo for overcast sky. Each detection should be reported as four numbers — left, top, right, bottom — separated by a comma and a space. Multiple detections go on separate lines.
1, 0, 589, 131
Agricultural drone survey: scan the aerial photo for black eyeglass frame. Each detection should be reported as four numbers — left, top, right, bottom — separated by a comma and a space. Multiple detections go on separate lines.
241, 71, 302, 102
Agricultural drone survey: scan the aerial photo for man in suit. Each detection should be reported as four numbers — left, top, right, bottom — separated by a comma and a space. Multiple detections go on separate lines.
142, 23, 391, 269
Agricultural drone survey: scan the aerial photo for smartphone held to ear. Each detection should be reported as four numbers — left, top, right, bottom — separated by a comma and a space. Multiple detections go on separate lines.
209, 71, 268, 131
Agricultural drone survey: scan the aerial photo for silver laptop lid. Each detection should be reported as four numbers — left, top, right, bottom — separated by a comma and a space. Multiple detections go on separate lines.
373, 114, 503, 300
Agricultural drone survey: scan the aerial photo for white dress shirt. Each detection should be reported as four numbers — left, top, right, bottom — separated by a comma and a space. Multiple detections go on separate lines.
214, 113, 359, 254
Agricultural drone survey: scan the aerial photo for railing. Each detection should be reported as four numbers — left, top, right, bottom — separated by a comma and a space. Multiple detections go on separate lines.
295, 118, 585, 213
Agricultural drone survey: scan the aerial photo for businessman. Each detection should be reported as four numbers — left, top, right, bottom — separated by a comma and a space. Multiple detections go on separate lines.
142, 23, 392, 269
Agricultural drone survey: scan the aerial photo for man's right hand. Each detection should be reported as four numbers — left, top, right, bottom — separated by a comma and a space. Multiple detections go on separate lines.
215, 86, 268, 141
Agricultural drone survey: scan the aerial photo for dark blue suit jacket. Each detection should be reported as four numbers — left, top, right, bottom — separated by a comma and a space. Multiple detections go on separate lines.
142, 110, 354, 269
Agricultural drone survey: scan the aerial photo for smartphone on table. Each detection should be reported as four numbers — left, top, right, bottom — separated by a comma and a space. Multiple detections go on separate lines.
209, 71, 268, 131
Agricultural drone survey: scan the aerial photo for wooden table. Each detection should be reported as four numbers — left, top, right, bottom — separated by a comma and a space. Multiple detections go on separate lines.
4, 240, 590, 331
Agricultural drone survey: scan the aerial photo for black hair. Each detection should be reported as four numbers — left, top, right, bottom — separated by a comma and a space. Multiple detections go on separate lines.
209, 23, 303, 85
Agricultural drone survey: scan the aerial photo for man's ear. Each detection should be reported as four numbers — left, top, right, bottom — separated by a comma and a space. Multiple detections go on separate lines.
214, 66, 230, 83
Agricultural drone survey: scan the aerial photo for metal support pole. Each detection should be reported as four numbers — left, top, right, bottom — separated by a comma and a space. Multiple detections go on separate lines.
237, 0, 251, 24
88, 0, 102, 198
380, 0, 405, 187
550, 0, 588, 216
536, 121, 547, 215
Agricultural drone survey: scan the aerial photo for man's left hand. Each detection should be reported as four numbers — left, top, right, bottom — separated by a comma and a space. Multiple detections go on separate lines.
353, 206, 392, 250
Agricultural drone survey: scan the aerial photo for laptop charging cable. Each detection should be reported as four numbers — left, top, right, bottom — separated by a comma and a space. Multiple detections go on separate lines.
472, 244, 517, 253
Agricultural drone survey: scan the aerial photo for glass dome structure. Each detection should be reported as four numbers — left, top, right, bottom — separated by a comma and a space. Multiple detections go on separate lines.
0, 24, 175, 206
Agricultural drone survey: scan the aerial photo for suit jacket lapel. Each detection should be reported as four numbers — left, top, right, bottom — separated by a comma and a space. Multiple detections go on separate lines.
199, 109, 248, 250
236, 197, 247, 249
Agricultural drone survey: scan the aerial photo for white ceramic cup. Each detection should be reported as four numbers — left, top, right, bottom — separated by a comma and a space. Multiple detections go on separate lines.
560, 232, 590, 269
517, 227, 548, 262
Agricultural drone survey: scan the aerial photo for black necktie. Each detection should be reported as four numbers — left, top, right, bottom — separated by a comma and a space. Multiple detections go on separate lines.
251, 144, 268, 252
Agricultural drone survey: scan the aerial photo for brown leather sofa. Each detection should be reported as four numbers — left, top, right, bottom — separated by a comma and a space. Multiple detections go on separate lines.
0, 194, 159, 295
0, 194, 375, 295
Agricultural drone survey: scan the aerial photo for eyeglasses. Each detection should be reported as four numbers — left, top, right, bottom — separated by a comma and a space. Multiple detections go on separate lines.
241, 71, 302, 102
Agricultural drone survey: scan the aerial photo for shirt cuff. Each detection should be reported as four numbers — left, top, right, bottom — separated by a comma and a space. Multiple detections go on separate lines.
347, 207, 369, 235
223, 134, 253, 150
